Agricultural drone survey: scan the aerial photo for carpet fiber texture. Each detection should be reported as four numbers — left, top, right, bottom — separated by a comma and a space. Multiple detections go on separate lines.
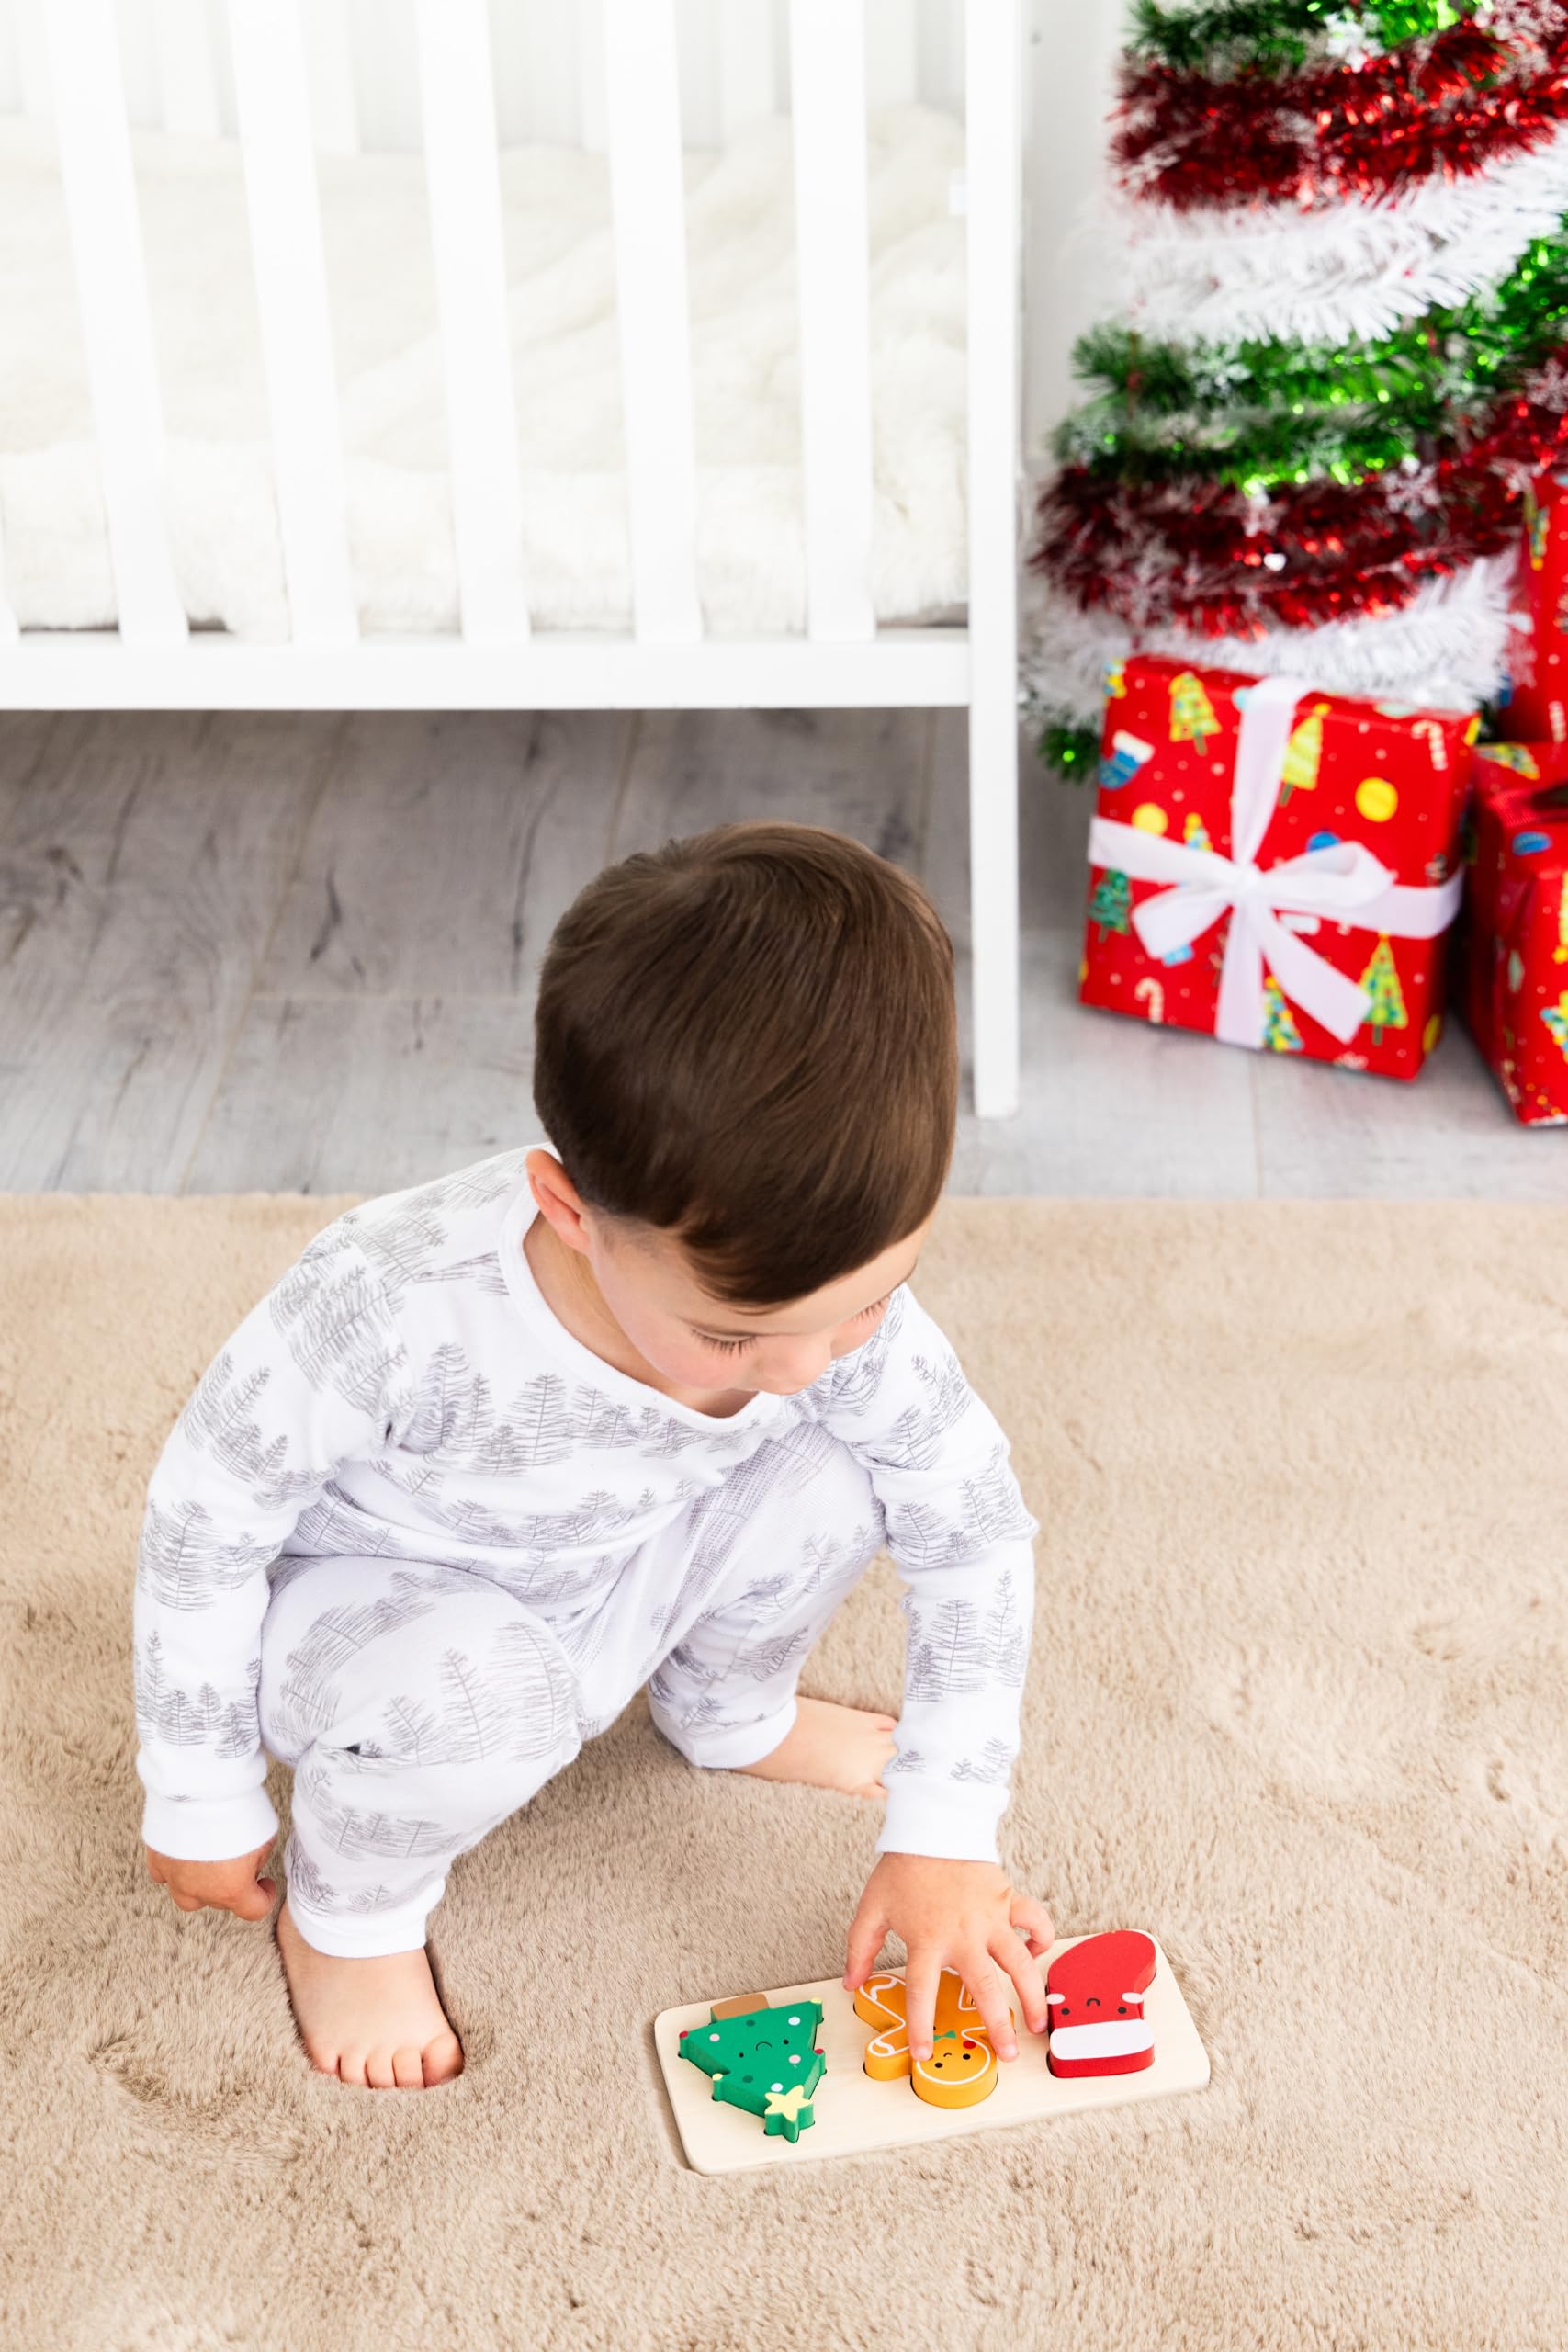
3, 1193, 1565, 2352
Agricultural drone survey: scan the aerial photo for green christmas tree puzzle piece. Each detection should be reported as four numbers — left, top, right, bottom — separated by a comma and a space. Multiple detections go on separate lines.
679, 1997, 827, 2143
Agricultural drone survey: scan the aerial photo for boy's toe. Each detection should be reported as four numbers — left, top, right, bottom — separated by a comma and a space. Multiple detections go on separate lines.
424, 2030, 464, 2085
392, 2044, 427, 2089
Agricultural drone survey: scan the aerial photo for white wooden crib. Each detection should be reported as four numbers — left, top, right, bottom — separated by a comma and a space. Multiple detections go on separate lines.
0, 0, 1026, 1116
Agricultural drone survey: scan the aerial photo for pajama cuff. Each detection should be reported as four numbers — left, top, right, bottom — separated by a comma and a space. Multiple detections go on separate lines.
285, 1880, 447, 1959
140, 1783, 281, 1865
874, 1780, 1007, 1865
652, 1693, 798, 1772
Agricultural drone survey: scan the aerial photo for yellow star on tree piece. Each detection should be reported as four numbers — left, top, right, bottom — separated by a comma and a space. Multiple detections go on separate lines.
762, 2084, 810, 2125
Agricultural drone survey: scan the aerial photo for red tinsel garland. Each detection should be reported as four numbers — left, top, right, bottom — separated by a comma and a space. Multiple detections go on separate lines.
1116, 12, 1568, 205
1031, 351, 1568, 637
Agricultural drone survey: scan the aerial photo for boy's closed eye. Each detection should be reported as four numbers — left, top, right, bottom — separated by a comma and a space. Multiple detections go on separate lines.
696, 1290, 893, 1358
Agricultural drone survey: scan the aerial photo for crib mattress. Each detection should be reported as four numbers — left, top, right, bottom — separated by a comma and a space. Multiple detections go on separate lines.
0, 103, 968, 639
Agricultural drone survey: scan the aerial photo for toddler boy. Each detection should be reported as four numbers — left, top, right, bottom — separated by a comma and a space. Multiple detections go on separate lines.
137, 819, 1050, 2088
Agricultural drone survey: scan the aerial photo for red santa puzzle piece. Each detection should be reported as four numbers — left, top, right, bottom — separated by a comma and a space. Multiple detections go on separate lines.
1045, 1931, 1158, 2078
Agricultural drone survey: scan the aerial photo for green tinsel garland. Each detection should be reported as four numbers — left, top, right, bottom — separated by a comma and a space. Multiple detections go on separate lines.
1037, 717, 1103, 781
1053, 230, 1568, 492
1130, 0, 1469, 78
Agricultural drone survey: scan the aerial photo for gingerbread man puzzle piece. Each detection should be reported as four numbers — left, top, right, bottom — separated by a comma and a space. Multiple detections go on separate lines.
852, 1967, 1010, 2109
1044, 1931, 1157, 2078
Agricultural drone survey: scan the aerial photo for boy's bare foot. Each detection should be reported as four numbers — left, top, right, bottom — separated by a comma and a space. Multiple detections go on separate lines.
733, 1695, 897, 1801
273, 1894, 465, 2089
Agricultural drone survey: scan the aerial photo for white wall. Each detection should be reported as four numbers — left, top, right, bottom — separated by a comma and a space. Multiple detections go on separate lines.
0, 0, 1122, 454
1022, 0, 1122, 454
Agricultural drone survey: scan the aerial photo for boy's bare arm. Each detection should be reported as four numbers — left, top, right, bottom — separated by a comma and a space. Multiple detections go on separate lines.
144, 1839, 277, 1922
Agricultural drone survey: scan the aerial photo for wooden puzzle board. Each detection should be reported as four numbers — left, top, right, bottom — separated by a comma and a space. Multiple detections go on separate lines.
653, 1933, 1209, 2175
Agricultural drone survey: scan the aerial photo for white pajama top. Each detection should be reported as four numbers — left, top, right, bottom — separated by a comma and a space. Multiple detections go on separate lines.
131, 1142, 1040, 1868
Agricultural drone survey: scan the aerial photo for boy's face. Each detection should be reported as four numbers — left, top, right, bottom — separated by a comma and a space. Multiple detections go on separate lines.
526, 1149, 934, 1399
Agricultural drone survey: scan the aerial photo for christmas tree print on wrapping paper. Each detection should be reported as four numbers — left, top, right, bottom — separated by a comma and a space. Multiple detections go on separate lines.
1544, 995, 1568, 1059
1168, 671, 1218, 750
1090, 868, 1132, 939
1359, 935, 1409, 1046
680, 1996, 827, 2143
1529, 482, 1552, 570
1279, 705, 1328, 802
1263, 976, 1304, 1054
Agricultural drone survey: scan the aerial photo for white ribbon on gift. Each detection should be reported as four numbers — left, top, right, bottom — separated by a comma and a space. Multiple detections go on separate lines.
1088, 672, 1464, 1049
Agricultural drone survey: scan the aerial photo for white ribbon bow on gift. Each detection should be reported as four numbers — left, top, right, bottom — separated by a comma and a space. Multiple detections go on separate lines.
1088, 672, 1464, 1050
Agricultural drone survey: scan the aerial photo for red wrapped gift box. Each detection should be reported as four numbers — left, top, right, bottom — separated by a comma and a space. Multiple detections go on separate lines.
1080, 656, 1478, 1080
1462, 742, 1568, 1126
1504, 470, 1568, 744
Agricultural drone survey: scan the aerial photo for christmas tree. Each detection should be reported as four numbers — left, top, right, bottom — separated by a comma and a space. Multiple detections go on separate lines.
1359, 934, 1409, 1043
1089, 866, 1134, 935
679, 1997, 826, 2143
1026, 1, 1568, 775
1263, 974, 1304, 1051
1543, 993, 1568, 1056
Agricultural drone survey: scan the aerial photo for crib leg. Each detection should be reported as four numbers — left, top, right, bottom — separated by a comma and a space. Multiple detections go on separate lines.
967, 679, 1023, 1120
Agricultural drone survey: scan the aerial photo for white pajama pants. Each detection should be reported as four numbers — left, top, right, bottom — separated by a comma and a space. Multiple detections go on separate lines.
256, 1420, 886, 1956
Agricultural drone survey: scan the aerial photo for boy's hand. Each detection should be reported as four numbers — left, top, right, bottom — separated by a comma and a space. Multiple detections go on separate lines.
144, 1841, 277, 1922
843, 1851, 1053, 2064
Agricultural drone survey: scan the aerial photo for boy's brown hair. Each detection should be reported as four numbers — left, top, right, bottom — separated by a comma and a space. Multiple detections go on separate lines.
532, 820, 958, 1310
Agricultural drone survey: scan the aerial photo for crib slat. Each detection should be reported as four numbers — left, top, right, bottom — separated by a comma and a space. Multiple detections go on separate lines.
46, 0, 187, 647
964, 0, 1024, 1118
0, 515, 19, 644
602, 0, 702, 642
152, 0, 221, 138
576, 1, 606, 154
227, 0, 358, 647
301, 0, 360, 154
866, 0, 919, 106
719, 0, 776, 139
415, 0, 529, 644
14, 0, 52, 119
789, 0, 875, 640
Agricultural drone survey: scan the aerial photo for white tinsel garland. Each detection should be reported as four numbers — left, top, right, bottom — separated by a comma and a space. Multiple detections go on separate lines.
1093, 117, 1568, 347
1020, 551, 1526, 729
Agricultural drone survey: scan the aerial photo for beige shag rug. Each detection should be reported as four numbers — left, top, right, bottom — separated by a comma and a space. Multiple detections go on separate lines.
3, 1193, 1566, 2352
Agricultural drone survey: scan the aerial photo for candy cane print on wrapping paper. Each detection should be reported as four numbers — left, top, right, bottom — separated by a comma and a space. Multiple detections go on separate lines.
1087, 673, 1465, 1052
1134, 977, 1165, 1024
1412, 718, 1450, 772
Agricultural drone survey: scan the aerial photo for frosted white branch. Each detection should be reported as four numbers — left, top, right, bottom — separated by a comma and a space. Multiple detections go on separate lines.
1086, 119, 1568, 347
1021, 552, 1527, 728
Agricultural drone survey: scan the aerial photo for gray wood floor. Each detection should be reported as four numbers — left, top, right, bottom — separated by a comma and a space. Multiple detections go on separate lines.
1, 707, 1560, 1198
